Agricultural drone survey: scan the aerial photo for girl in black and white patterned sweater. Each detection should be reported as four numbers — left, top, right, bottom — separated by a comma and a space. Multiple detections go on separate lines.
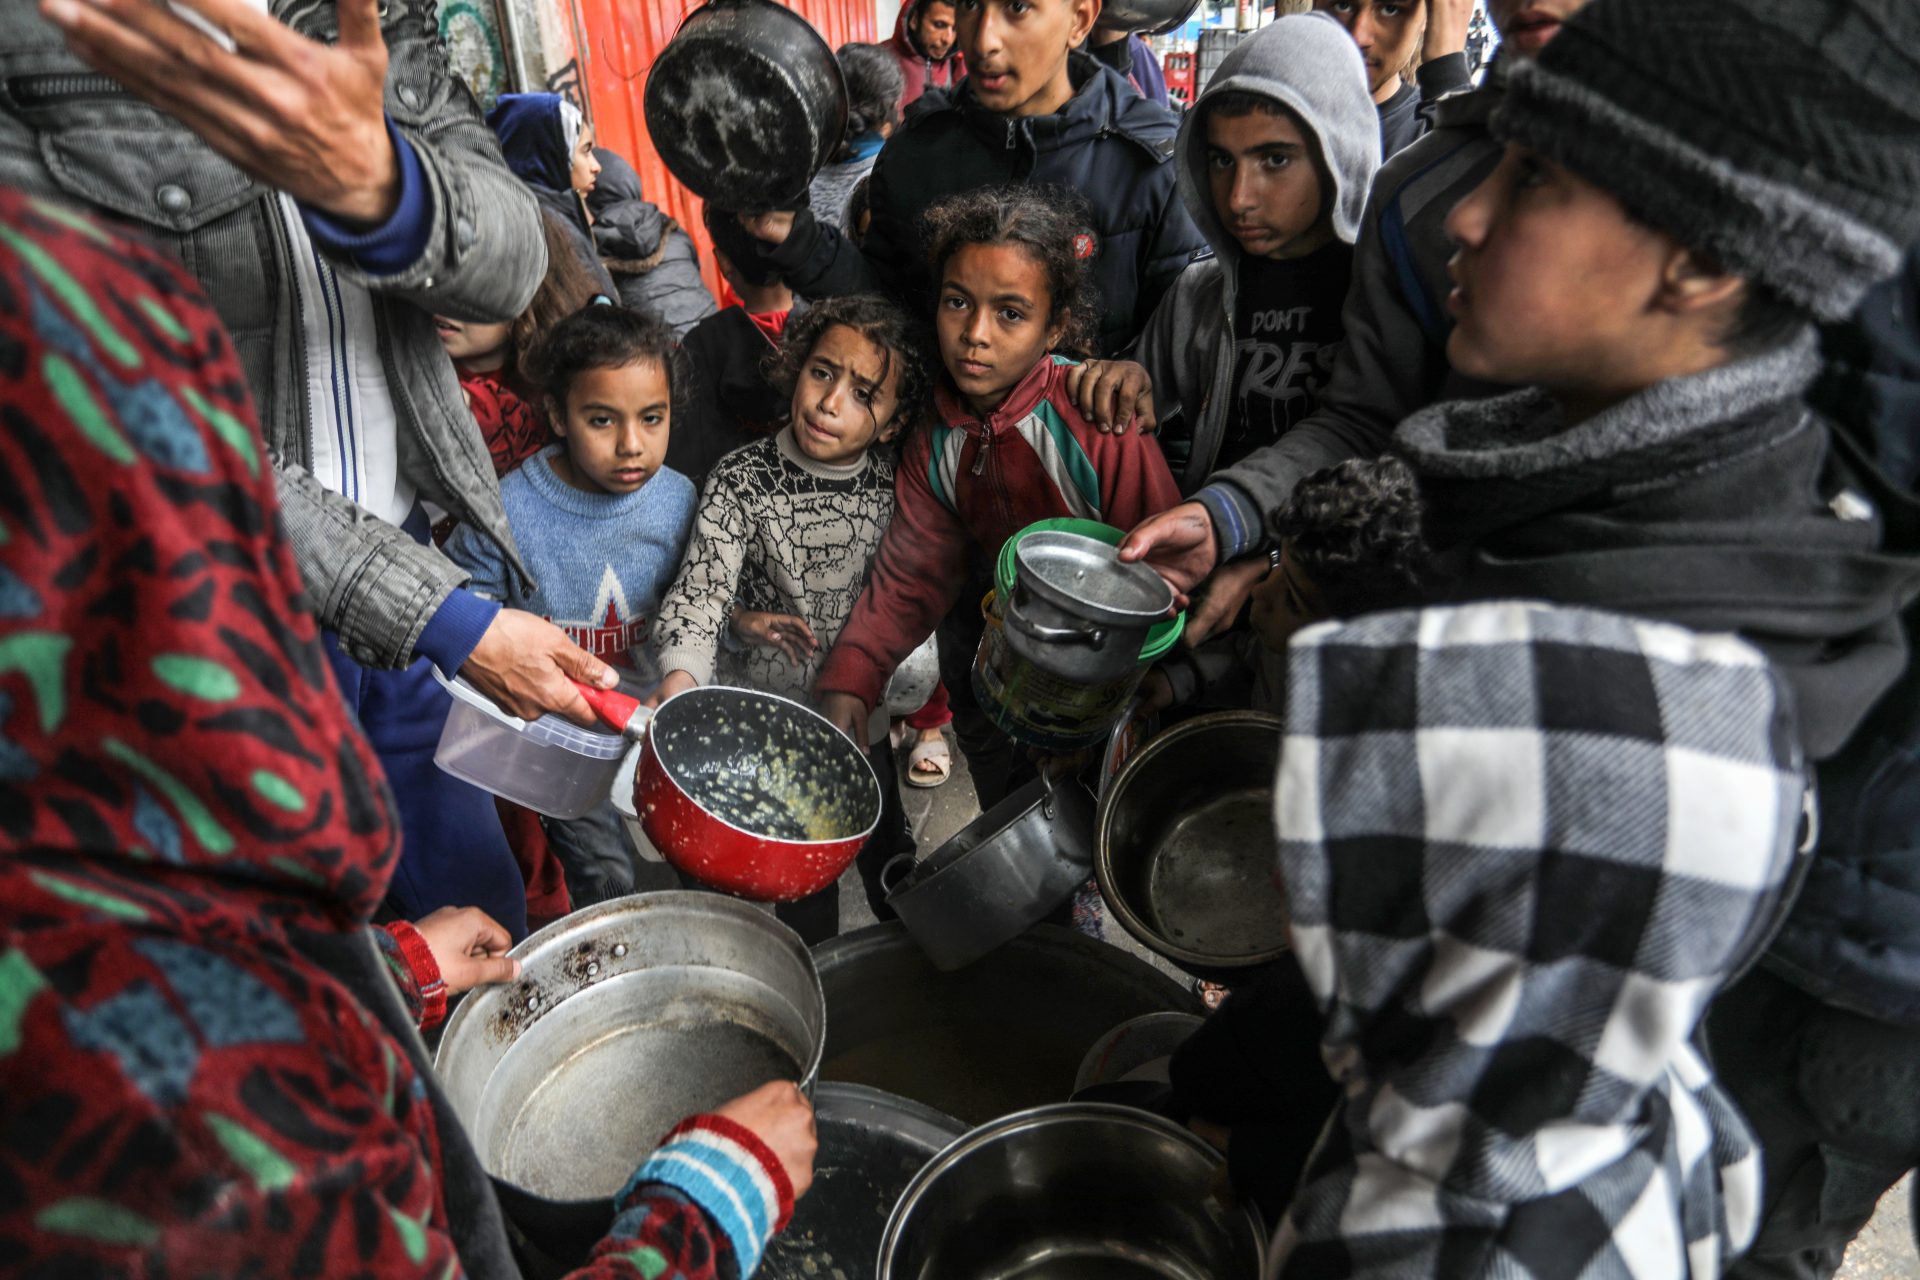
652, 295, 935, 942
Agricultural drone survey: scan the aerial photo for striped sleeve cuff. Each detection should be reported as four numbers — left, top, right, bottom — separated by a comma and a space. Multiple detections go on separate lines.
382, 920, 448, 1029
1194, 481, 1266, 562
621, 1114, 794, 1275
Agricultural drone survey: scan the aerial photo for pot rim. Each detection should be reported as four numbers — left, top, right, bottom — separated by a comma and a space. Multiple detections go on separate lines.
1014, 530, 1176, 628
888, 775, 1088, 901
645, 684, 883, 848
877, 1101, 1264, 1276
433, 891, 827, 1213
1094, 709, 1291, 972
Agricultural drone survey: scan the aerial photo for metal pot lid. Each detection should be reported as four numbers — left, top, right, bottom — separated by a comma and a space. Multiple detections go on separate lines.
1015, 531, 1175, 626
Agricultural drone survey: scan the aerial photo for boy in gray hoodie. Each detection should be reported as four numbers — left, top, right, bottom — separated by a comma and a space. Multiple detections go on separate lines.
1069, 13, 1382, 494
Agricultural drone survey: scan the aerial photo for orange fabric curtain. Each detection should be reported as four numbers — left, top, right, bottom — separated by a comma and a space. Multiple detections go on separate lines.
576, 0, 878, 301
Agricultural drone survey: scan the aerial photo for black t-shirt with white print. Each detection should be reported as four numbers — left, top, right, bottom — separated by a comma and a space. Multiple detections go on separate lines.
1220, 240, 1353, 471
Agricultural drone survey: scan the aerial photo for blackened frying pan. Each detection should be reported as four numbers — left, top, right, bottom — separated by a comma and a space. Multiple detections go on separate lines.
643, 0, 849, 213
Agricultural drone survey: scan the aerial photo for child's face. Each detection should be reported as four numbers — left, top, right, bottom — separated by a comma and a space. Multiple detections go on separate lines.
1250, 546, 1328, 653
790, 323, 904, 466
548, 359, 671, 496
1205, 107, 1333, 261
434, 317, 511, 371
1444, 145, 1691, 407
571, 126, 601, 197
1314, 0, 1424, 99
938, 242, 1065, 417
957, 0, 1098, 118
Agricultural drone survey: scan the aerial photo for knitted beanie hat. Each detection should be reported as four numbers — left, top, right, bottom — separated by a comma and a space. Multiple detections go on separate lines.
1491, 0, 1920, 321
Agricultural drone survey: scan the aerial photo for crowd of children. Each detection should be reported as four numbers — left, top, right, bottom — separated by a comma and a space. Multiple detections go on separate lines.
5, 0, 1918, 1274
419, 1, 1920, 1274
437, 0, 1920, 1251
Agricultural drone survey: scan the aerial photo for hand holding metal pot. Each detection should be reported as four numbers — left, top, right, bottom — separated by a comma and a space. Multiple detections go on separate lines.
714, 1080, 819, 1199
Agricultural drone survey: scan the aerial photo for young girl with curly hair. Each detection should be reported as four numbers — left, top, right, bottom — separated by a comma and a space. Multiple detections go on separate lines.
652, 293, 935, 941
813, 184, 1184, 801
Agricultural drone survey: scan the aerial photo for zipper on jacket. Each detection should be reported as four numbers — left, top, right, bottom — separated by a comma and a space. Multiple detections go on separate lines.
3, 73, 128, 109
262, 199, 316, 475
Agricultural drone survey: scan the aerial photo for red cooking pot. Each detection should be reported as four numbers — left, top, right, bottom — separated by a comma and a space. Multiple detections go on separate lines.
583, 683, 881, 902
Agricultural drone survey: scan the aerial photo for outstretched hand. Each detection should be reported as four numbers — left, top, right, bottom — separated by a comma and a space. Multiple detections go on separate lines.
411, 906, 520, 995
732, 611, 820, 667
817, 692, 869, 745
1118, 502, 1222, 603
42, 0, 402, 224
714, 1081, 818, 1200
1182, 557, 1268, 647
463, 608, 617, 728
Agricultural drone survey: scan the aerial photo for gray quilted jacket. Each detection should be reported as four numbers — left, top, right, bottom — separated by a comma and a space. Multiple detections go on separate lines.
0, 0, 544, 669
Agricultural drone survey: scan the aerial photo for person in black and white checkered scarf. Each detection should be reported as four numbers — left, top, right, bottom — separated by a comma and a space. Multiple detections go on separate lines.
1268, 601, 1806, 1279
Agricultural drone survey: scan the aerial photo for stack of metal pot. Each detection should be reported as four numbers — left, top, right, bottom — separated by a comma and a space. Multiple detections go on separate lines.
973, 522, 1183, 752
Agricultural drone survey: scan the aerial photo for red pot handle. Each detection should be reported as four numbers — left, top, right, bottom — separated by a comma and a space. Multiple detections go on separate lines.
572, 680, 646, 735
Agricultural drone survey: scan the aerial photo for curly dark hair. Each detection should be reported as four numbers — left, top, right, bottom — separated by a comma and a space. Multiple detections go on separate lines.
1271, 456, 1433, 618
835, 43, 905, 161
526, 303, 684, 412
763, 293, 937, 434
919, 184, 1100, 357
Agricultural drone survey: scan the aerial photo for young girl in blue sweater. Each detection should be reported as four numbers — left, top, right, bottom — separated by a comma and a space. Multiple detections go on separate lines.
447, 305, 697, 905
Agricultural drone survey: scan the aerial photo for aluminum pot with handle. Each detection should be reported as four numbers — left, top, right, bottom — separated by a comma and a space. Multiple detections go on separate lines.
643, 0, 848, 213
879, 772, 1096, 972
589, 684, 882, 902
1006, 530, 1175, 684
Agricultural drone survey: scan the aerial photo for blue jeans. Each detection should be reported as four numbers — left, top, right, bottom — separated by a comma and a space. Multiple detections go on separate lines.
323, 637, 527, 940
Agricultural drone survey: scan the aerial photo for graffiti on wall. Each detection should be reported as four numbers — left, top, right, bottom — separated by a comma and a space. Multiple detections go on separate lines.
544, 57, 585, 108
438, 0, 509, 109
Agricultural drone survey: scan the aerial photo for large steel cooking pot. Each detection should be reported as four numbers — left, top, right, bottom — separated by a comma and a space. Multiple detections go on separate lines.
877, 1103, 1265, 1278
599, 684, 881, 902
643, 0, 848, 213
1097, 711, 1292, 980
434, 894, 824, 1263
761, 1084, 966, 1280
812, 923, 1199, 1124
880, 773, 1096, 972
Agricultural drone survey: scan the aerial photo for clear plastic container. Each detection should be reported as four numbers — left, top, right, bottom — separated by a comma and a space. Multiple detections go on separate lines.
431, 668, 630, 819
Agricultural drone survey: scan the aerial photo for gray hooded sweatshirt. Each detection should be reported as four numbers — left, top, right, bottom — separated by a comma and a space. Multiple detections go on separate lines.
1130, 13, 1381, 494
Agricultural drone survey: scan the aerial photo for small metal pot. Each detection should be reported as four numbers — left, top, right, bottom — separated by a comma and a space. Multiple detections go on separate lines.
434, 893, 825, 1263
880, 774, 1096, 972
1097, 711, 1292, 981
877, 1103, 1265, 1278
1006, 531, 1174, 684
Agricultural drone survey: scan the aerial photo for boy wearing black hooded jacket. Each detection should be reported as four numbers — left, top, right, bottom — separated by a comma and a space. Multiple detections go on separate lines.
726, 0, 1204, 357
